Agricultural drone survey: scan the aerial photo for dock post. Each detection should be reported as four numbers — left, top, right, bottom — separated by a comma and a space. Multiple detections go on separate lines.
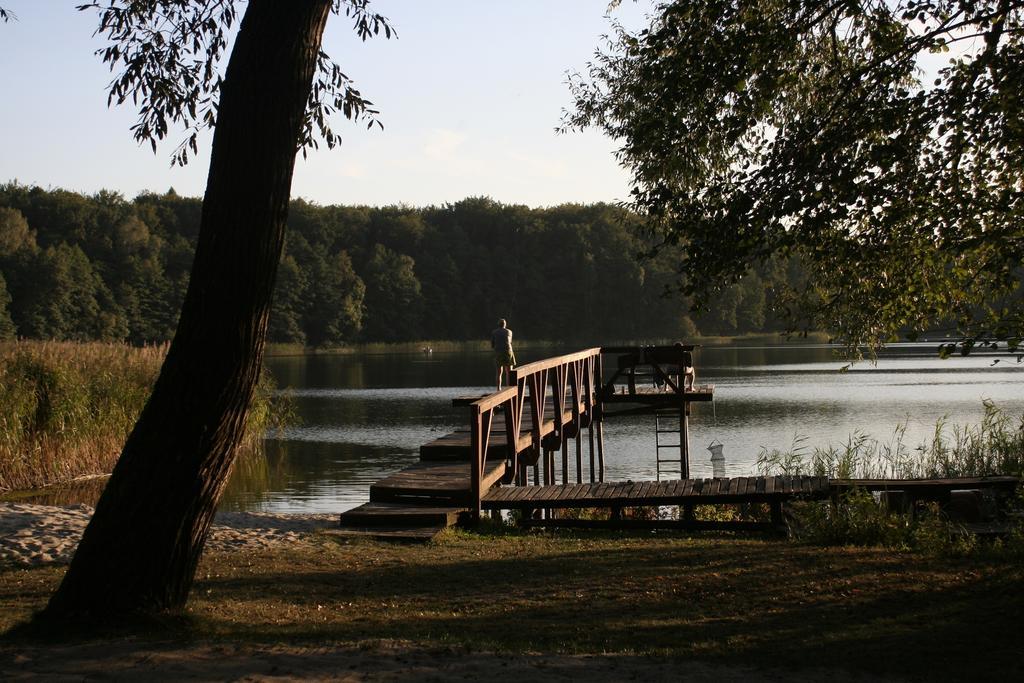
470, 409, 483, 522
679, 403, 690, 480
587, 421, 596, 483
575, 431, 583, 483
596, 421, 605, 482
561, 432, 569, 486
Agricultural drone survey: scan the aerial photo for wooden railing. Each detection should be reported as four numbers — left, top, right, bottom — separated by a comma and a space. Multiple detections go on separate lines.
467, 347, 604, 519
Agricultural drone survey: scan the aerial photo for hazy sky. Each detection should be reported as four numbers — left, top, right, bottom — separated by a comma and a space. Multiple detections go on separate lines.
0, 1, 652, 208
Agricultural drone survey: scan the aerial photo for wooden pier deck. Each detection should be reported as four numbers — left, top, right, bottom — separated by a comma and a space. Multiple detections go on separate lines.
336, 346, 1020, 540
370, 460, 507, 505
482, 475, 830, 510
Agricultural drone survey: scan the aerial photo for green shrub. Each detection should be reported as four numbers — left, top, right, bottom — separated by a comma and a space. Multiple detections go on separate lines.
788, 489, 913, 548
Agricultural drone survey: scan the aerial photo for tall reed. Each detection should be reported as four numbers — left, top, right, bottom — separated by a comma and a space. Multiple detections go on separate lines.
756, 400, 1024, 480
0, 340, 282, 492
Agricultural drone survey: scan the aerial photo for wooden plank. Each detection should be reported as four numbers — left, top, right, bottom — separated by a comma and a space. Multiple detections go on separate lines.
556, 484, 579, 501
576, 482, 596, 500
602, 482, 625, 500
509, 487, 535, 503
514, 485, 542, 502
832, 475, 1018, 490
601, 482, 620, 500
484, 487, 512, 502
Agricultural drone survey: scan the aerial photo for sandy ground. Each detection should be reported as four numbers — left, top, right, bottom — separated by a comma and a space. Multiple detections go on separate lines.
0, 503, 337, 567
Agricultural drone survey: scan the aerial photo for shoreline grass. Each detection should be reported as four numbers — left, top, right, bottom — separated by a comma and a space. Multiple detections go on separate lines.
757, 400, 1024, 480
0, 341, 281, 492
756, 402, 1024, 551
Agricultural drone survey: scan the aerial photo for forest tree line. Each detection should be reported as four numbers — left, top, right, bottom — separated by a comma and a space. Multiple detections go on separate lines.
0, 183, 805, 346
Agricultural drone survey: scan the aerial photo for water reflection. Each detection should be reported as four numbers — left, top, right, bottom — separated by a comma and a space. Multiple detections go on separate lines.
214, 344, 1022, 513
9, 345, 1016, 512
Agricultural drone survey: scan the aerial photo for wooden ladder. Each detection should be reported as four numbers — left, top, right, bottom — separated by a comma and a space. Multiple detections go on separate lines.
654, 410, 684, 480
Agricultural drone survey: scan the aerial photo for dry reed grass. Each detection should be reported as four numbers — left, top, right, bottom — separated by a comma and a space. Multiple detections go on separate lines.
0, 341, 279, 492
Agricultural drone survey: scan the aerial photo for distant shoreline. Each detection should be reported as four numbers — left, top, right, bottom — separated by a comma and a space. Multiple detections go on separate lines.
264, 332, 832, 357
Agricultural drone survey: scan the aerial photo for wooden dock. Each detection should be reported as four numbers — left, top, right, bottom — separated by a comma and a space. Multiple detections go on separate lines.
337, 346, 1020, 541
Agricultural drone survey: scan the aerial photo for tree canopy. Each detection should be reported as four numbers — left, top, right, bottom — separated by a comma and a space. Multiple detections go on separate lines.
566, 0, 1024, 353
80, 0, 392, 165
2, 185, 829, 345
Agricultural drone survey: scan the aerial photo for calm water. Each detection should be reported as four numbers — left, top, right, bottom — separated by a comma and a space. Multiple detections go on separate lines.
219, 344, 1024, 513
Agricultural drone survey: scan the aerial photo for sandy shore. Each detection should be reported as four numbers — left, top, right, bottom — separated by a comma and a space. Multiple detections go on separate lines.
0, 503, 338, 567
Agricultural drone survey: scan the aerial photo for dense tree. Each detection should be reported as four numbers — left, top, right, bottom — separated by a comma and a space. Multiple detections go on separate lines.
361, 243, 422, 341
1, 184, 926, 344
0, 207, 35, 258
565, 0, 1024, 353
268, 254, 310, 345
0, 273, 15, 340
16, 243, 125, 341
42, 0, 394, 616
305, 249, 365, 346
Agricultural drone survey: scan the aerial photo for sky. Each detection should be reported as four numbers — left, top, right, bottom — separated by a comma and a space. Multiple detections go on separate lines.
0, 1, 653, 208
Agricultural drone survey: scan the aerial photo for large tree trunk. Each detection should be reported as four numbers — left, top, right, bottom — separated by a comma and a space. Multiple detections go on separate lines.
46, 0, 332, 615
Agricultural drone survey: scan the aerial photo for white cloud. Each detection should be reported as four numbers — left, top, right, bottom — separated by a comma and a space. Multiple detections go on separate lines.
421, 129, 467, 161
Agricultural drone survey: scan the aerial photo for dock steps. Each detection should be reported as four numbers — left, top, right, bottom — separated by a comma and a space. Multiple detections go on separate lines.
339, 502, 467, 528
323, 526, 449, 543
334, 502, 470, 542
370, 460, 506, 505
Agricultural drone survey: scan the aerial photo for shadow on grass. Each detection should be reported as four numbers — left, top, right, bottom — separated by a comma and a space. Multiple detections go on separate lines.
182, 534, 1023, 680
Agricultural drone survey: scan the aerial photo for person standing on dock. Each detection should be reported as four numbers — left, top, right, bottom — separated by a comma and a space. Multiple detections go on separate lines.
491, 318, 516, 390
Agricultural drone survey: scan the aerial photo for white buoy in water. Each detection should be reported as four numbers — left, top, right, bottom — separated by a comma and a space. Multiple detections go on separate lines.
707, 440, 726, 477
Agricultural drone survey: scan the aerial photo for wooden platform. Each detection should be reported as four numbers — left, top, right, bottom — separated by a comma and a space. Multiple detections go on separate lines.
370, 460, 506, 506
481, 475, 830, 510
830, 476, 1018, 498
335, 502, 469, 542
421, 396, 570, 461
603, 385, 715, 402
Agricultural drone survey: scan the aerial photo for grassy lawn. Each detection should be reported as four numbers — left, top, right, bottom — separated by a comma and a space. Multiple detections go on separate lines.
2, 528, 1022, 679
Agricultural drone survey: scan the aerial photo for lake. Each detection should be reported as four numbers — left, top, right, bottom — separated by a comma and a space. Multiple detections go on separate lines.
220, 343, 1024, 513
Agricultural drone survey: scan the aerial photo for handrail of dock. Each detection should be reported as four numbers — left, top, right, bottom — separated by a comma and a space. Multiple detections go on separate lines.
468, 386, 518, 520
511, 347, 603, 376
467, 347, 604, 519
